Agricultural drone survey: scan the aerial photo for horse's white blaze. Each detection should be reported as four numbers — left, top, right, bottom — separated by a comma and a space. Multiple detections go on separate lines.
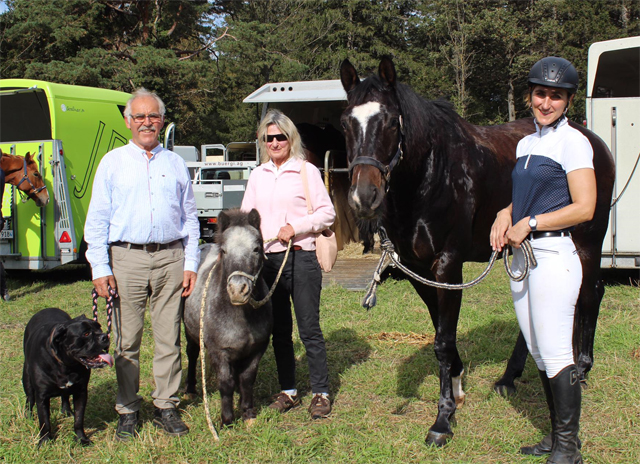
452, 370, 466, 407
352, 101, 381, 140
226, 227, 256, 254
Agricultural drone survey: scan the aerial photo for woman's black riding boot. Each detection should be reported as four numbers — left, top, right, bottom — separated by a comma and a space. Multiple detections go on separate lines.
520, 369, 554, 456
546, 365, 583, 464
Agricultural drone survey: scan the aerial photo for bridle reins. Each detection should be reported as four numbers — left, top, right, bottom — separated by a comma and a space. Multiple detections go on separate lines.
348, 115, 405, 190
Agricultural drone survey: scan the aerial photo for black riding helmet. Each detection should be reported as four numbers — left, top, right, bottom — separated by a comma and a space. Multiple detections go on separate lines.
528, 56, 579, 94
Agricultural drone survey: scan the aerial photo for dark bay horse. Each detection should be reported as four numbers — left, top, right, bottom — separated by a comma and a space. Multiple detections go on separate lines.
297, 123, 377, 253
339, 57, 615, 446
0, 150, 49, 300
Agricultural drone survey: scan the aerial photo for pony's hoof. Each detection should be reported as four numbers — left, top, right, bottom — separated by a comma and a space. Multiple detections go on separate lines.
182, 392, 198, 401
493, 382, 517, 397
425, 430, 453, 447
2, 292, 10, 302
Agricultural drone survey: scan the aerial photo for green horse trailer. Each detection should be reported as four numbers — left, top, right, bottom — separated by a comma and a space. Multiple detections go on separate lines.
0, 79, 131, 270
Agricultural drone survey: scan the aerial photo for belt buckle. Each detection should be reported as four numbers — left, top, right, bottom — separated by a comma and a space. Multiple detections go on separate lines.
145, 243, 159, 252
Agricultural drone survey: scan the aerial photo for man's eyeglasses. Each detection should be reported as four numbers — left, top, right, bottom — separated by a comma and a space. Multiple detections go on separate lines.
130, 113, 163, 123
266, 133, 288, 143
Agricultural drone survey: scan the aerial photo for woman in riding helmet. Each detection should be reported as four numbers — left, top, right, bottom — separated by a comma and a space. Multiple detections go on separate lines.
490, 57, 596, 464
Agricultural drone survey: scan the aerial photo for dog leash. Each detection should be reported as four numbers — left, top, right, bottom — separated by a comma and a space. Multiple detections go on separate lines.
91, 285, 117, 339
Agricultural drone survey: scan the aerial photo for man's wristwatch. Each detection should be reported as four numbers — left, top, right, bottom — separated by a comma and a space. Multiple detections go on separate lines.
528, 215, 538, 232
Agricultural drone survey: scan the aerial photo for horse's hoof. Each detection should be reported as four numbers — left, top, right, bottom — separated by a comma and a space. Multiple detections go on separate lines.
425, 430, 453, 447
182, 392, 198, 401
493, 382, 517, 397
2, 292, 10, 302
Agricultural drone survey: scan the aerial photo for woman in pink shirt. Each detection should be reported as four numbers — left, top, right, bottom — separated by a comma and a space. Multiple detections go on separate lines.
241, 109, 336, 420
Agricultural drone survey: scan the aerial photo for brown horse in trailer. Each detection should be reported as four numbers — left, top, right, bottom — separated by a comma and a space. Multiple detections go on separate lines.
339, 57, 615, 446
0, 150, 50, 300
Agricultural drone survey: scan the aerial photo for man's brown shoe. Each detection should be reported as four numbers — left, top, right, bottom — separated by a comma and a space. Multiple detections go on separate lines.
268, 392, 300, 413
308, 393, 331, 419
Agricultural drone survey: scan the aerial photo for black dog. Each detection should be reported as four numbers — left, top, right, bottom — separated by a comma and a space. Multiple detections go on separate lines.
22, 308, 113, 446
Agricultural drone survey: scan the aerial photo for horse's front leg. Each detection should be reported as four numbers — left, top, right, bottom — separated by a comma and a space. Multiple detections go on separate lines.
215, 353, 236, 427
237, 349, 264, 425
412, 276, 465, 447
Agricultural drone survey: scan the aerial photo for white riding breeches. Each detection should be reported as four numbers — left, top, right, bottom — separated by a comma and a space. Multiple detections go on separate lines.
510, 236, 582, 378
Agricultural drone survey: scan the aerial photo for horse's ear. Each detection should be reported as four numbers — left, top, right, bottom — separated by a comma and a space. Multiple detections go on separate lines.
378, 56, 397, 88
218, 210, 231, 232
24, 152, 32, 162
248, 208, 261, 231
340, 59, 360, 94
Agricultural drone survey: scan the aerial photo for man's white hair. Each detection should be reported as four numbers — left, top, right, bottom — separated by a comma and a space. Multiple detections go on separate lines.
124, 87, 166, 120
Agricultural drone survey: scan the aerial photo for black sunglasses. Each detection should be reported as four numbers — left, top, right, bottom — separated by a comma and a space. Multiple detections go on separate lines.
265, 133, 288, 143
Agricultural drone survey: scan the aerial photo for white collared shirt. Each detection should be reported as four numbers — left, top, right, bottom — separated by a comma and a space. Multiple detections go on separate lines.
84, 140, 200, 279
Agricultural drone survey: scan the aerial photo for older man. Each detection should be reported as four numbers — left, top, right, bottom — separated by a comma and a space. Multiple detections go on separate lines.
85, 88, 200, 440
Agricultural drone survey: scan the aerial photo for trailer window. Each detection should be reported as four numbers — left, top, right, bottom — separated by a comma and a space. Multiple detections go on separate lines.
200, 168, 250, 182
0, 89, 52, 142
592, 46, 640, 98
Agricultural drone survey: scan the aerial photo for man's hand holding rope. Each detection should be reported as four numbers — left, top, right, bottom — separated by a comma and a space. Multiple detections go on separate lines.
93, 275, 117, 299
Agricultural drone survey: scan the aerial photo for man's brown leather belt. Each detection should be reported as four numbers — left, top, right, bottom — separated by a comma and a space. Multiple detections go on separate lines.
112, 239, 182, 253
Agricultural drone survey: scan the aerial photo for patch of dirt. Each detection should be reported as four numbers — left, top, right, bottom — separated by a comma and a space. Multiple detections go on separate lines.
369, 331, 435, 346
632, 347, 640, 359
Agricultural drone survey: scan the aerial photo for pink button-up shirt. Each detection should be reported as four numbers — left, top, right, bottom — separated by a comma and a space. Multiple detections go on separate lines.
241, 157, 336, 253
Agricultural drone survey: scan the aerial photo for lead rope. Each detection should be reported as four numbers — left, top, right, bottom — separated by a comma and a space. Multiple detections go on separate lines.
199, 262, 220, 441
91, 285, 117, 339
362, 227, 537, 309
198, 237, 291, 440
249, 238, 292, 309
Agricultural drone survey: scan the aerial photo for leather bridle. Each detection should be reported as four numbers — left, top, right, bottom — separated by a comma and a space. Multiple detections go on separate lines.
348, 115, 405, 190
14, 157, 48, 198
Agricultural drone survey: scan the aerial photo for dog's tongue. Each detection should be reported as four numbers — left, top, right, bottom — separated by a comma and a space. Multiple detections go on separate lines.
99, 353, 114, 367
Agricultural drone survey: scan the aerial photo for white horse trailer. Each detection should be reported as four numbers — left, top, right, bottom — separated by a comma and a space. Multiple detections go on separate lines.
586, 36, 640, 269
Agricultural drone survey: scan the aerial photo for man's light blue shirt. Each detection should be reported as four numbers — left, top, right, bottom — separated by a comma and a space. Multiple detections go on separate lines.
85, 141, 200, 279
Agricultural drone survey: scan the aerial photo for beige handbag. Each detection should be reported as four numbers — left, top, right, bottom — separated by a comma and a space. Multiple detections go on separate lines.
300, 162, 338, 272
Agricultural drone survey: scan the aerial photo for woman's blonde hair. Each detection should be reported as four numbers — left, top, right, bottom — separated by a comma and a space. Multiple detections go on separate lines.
257, 109, 305, 164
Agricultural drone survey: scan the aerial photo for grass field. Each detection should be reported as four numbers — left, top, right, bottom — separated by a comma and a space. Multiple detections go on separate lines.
0, 262, 638, 463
